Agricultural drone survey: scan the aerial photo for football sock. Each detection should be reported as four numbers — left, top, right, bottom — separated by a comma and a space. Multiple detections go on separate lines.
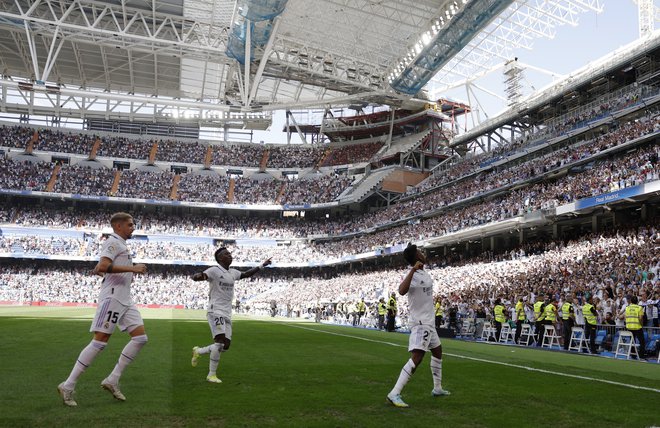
390, 358, 416, 396
106, 335, 148, 384
64, 339, 106, 390
197, 344, 215, 354
430, 356, 443, 391
208, 343, 224, 377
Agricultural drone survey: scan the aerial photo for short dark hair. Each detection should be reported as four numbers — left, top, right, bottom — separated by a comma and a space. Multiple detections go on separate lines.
403, 244, 417, 266
214, 247, 228, 263
110, 212, 133, 226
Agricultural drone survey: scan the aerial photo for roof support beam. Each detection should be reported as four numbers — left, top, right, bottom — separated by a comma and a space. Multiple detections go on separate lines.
23, 21, 41, 81
248, 17, 281, 106
41, 27, 65, 82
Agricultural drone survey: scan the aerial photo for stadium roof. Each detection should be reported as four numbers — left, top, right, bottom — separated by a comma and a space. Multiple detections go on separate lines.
0, 0, 608, 127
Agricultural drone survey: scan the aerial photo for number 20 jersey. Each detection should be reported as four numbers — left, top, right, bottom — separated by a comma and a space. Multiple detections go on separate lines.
205, 265, 242, 320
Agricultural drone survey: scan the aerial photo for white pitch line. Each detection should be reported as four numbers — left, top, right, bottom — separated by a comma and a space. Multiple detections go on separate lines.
284, 323, 660, 394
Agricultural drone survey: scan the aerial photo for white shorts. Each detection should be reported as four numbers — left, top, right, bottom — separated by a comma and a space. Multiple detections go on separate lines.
408, 324, 441, 352
91, 298, 143, 334
207, 313, 233, 340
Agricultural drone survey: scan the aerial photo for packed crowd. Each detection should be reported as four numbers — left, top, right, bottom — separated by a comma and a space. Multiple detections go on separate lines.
2, 123, 400, 171
1, 115, 657, 251
232, 177, 282, 204
211, 144, 265, 167
1, 225, 657, 335
114, 168, 174, 200
176, 173, 230, 203
280, 174, 353, 205
35, 129, 96, 155
0, 125, 33, 149
155, 139, 207, 164
320, 141, 383, 166
53, 164, 115, 196
0, 156, 52, 191
267, 145, 324, 169
1, 205, 320, 237
409, 100, 659, 194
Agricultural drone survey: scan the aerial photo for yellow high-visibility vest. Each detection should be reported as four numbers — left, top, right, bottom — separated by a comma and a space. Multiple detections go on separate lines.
561, 302, 573, 321
534, 301, 545, 321
543, 303, 556, 322
494, 305, 506, 323
582, 303, 597, 325
625, 304, 642, 330
435, 302, 443, 317
515, 301, 525, 320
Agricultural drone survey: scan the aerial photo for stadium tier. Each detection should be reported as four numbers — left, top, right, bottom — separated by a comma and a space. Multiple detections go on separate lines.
2, 2, 660, 425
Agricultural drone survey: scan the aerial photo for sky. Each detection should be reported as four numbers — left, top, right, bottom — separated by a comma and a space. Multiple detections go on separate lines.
255, 0, 645, 144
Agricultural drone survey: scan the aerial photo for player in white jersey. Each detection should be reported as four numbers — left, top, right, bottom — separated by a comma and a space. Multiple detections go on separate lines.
190, 247, 271, 383
57, 212, 148, 407
387, 244, 450, 408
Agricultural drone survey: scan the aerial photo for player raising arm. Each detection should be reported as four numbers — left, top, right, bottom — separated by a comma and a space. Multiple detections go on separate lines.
190, 247, 271, 383
387, 243, 450, 408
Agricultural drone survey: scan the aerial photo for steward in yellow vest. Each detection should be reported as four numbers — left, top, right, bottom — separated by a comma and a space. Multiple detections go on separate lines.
493, 299, 507, 341
622, 295, 646, 358
582, 294, 598, 354
434, 299, 444, 329
561, 297, 574, 350
514, 298, 526, 344
386, 293, 397, 332
533, 299, 546, 346
377, 298, 387, 330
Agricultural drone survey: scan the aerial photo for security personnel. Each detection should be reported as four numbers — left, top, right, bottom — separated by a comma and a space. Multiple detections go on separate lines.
386, 292, 397, 332
623, 295, 646, 358
533, 298, 546, 346
514, 298, 526, 345
561, 296, 575, 350
493, 298, 507, 342
377, 298, 387, 330
540, 297, 557, 345
434, 298, 444, 330
582, 294, 599, 354
356, 298, 367, 326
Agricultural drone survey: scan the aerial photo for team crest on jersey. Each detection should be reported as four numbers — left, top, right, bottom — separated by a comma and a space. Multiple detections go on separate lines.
104, 322, 110, 328
108, 245, 115, 253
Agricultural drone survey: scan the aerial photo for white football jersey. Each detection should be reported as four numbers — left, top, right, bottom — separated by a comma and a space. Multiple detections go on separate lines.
407, 269, 435, 327
205, 265, 242, 319
98, 233, 134, 306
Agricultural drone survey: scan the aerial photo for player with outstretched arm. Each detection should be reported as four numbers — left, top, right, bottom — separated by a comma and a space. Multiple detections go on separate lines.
190, 247, 271, 383
387, 243, 450, 408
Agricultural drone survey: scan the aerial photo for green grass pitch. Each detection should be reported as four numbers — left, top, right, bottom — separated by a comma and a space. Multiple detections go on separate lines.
0, 307, 658, 427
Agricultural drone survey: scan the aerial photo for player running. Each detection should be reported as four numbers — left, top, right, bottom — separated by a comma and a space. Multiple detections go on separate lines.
190, 247, 271, 383
57, 212, 148, 407
387, 243, 450, 408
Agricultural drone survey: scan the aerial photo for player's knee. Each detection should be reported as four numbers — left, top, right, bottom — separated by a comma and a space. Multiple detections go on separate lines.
131, 334, 148, 344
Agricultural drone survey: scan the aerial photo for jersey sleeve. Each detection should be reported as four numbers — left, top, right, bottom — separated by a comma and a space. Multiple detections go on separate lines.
204, 267, 217, 281
230, 268, 242, 281
98, 239, 121, 261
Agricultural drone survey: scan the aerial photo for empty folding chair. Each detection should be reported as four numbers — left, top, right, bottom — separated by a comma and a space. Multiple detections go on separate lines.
518, 324, 535, 346
542, 325, 561, 349
499, 324, 512, 344
614, 331, 640, 360
568, 327, 590, 353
